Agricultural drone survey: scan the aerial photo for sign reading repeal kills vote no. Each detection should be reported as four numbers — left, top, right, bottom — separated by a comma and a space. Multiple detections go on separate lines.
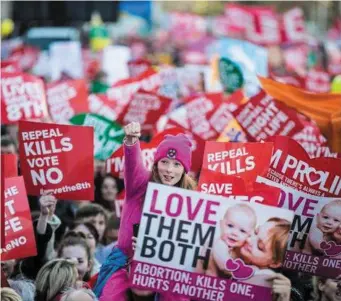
18, 121, 94, 200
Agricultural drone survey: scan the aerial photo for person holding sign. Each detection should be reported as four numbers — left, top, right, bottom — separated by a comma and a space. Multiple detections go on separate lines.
94, 122, 196, 300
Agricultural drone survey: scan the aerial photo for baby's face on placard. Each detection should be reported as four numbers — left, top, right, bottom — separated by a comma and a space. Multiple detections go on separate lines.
221, 206, 256, 248
317, 204, 341, 234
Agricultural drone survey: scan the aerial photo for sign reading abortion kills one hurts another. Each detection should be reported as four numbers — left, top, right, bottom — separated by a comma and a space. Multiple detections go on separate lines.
131, 183, 294, 301
257, 177, 341, 279
1, 176, 37, 260
18, 121, 94, 200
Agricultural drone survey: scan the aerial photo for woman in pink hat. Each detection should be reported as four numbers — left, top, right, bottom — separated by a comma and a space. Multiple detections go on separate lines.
94, 122, 196, 301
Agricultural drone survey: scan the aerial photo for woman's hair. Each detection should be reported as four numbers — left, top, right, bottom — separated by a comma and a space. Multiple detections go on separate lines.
75, 203, 108, 224
34, 259, 77, 301
57, 235, 92, 281
0, 287, 22, 301
311, 276, 327, 301
94, 174, 123, 211
60, 288, 98, 301
8, 277, 35, 301
267, 217, 291, 265
68, 222, 99, 244
151, 164, 197, 190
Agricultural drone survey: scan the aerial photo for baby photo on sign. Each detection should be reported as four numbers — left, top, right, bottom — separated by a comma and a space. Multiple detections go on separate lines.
292, 199, 341, 258
197, 201, 293, 287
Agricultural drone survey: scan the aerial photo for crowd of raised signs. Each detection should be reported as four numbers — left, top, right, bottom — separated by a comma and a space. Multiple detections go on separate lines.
1, 2, 341, 301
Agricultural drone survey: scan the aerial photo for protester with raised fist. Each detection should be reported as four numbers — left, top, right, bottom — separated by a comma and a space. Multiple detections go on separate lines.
94, 121, 196, 301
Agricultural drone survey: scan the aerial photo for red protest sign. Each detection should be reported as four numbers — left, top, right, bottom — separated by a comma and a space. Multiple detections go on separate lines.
88, 93, 121, 121
107, 69, 161, 116
202, 141, 274, 189
46, 79, 89, 124
128, 58, 152, 78
198, 169, 280, 207
292, 115, 329, 158
117, 90, 172, 130
18, 121, 94, 200
9, 46, 39, 71
281, 7, 306, 43
304, 70, 331, 93
1, 71, 48, 124
265, 135, 341, 197
1, 176, 37, 261
106, 127, 194, 179
245, 6, 281, 46
198, 169, 246, 196
1, 154, 18, 178
233, 90, 304, 141
183, 93, 224, 140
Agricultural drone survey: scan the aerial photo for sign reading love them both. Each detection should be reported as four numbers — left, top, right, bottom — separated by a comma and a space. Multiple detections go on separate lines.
18, 121, 94, 200
132, 183, 294, 301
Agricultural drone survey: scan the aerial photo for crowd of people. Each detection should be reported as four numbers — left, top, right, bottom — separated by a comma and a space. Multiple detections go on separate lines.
1, 2, 341, 301
1, 120, 340, 301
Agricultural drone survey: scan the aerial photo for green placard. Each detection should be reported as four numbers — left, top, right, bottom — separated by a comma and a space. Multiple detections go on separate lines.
219, 57, 244, 93
70, 113, 125, 161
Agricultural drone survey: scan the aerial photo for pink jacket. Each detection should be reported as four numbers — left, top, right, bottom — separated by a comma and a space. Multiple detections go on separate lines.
100, 141, 189, 301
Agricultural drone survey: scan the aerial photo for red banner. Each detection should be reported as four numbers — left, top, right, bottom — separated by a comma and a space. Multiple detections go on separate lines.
198, 169, 280, 207
183, 93, 225, 140
46, 79, 89, 123
107, 69, 161, 116
233, 90, 304, 141
88, 93, 121, 121
117, 90, 172, 130
202, 141, 274, 189
18, 121, 94, 200
1, 72, 48, 124
265, 136, 341, 197
1, 176, 37, 260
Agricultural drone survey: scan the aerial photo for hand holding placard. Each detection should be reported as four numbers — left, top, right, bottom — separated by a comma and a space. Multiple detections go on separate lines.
39, 193, 57, 216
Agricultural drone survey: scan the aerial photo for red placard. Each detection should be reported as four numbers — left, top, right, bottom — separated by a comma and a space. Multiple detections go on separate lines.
18, 121, 94, 200
9, 46, 39, 71
281, 7, 306, 43
1, 176, 37, 261
46, 79, 89, 124
202, 141, 274, 190
304, 70, 331, 93
198, 169, 280, 207
88, 93, 121, 121
198, 168, 246, 196
183, 93, 224, 140
233, 90, 304, 141
292, 115, 329, 158
117, 90, 172, 130
106, 127, 196, 179
1, 71, 48, 124
107, 69, 161, 116
245, 6, 281, 46
1, 154, 18, 178
265, 135, 341, 197
128, 58, 152, 78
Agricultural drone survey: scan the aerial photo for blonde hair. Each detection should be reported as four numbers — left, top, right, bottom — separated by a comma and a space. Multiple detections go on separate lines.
61, 288, 98, 301
267, 217, 291, 264
311, 276, 327, 301
151, 164, 197, 190
321, 199, 341, 212
224, 204, 257, 226
35, 259, 77, 301
0, 288, 22, 301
